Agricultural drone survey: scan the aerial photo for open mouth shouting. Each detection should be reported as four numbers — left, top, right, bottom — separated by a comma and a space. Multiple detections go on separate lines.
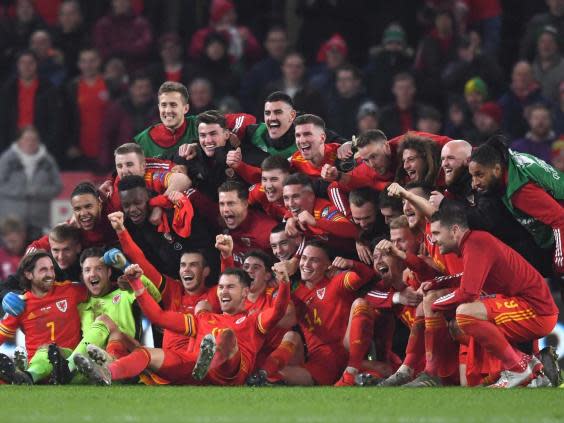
202, 142, 217, 156
298, 143, 312, 157
406, 169, 417, 180
267, 120, 282, 136
377, 264, 390, 277
79, 214, 95, 230
222, 213, 236, 228
128, 211, 144, 224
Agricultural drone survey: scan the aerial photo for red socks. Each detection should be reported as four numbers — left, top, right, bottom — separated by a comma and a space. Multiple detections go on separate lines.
347, 302, 375, 370
456, 314, 525, 372
108, 347, 151, 380
262, 340, 297, 376
106, 340, 129, 359
424, 316, 458, 377
404, 316, 425, 373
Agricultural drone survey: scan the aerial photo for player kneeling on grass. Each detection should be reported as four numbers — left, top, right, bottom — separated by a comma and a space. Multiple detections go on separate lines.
0, 251, 87, 384
425, 203, 558, 388
74, 263, 291, 386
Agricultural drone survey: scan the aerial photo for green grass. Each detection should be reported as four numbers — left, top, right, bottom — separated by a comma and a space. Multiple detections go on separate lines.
0, 386, 562, 423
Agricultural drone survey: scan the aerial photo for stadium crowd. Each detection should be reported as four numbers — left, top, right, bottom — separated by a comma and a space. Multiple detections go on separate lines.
0, 0, 562, 389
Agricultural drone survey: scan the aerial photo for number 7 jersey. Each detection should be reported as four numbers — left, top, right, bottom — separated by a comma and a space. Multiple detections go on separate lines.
0, 281, 88, 358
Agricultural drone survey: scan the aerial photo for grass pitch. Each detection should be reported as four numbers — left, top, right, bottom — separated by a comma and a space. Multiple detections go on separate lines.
0, 386, 562, 423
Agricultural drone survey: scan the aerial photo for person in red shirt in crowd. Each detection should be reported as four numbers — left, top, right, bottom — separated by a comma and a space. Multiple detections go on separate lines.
247, 155, 290, 220
396, 135, 443, 187
283, 173, 358, 257
269, 224, 305, 263
64, 48, 110, 170
428, 203, 558, 388
0, 250, 87, 384
218, 181, 278, 266
99, 142, 190, 214
74, 263, 290, 386
0, 217, 27, 281
188, 0, 261, 65
92, 0, 153, 72
27, 182, 118, 255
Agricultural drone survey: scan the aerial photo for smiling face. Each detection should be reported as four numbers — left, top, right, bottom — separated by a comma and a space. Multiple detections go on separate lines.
120, 187, 149, 225
468, 161, 503, 194
283, 184, 315, 217
264, 101, 296, 139
198, 122, 229, 157
372, 248, 403, 287
430, 220, 458, 255
299, 245, 330, 285
115, 152, 145, 179
390, 227, 420, 255
218, 191, 248, 229
358, 142, 391, 175
179, 252, 209, 293
295, 123, 325, 162
243, 256, 271, 295
27, 256, 56, 296
217, 274, 248, 314
82, 256, 112, 297
441, 143, 470, 186
402, 148, 426, 182
49, 237, 81, 270
158, 91, 189, 130
261, 169, 288, 202
403, 187, 426, 229
71, 193, 102, 231
270, 230, 299, 261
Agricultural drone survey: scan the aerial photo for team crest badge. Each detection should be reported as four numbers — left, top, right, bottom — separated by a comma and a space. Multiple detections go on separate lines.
173, 242, 183, 251
316, 288, 326, 300
56, 300, 68, 313
112, 294, 121, 304
321, 206, 330, 218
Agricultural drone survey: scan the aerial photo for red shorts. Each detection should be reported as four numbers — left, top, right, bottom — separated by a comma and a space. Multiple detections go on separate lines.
482, 294, 558, 343
303, 343, 348, 385
156, 349, 200, 385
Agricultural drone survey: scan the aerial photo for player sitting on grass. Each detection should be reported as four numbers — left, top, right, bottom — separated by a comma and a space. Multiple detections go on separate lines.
0, 251, 87, 384
74, 263, 291, 386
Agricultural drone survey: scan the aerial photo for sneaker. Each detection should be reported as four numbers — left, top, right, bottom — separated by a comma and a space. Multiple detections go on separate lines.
73, 354, 111, 386
13, 348, 28, 372
246, 369, 268, 387
488, 367, 533, 388
335, 370, 357, 387
538, 346, 562, 388
355, 372, 384, 387
192, 334, 217, 381
527, 373, 552, 388
48, 344, 72, 385
0, 353, 32, 385
403, 372, 442, 387
87, 344, 114, 366
378, 370, 413, 387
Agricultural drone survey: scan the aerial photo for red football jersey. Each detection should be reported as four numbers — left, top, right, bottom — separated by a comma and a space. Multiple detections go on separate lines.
424, 222, 464, 275
290, 143, 340, 178
292, 271, 366, 353
160, 278, 220, 351
0, 281, 88, 358
248, 184, 287, 220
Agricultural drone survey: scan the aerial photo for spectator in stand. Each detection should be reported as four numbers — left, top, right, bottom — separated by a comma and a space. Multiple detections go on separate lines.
188, 78, 216, 115
552, 138, 564, 171
0, 126, 62, 229
469, 101, 503, 146
444, 97, 474, 140
511, 103, 557, 164
499, 61, 548, 140
63, 48, 110, 171
520, 0, 564, 60
0, 216, 28, 281
103, 56, 129, 100
188, 0, 261, 66
463, 0, 502, 56
28, 30, 67, 87
146, 32, 191, 91
379, 73, 428, 139
0, 0, 46, 66
189, 32, 240, 100
553, 80, 564, 135
309, 33, 349, 95
415, 9, 459, 106
51, 0, 89, 80
101, 73, 158, 170
240, 26, 288, 112
364, 22, 413, 105
0, 50, 60, 158
356, 102, 379, 136
532, 25, 564, 103
93, 0, 153, 71
463, 76, 488, 113
416, 106, 442, 135
263, 51, 326, 121
442, 35, 503, 99
327, 64, 369, 139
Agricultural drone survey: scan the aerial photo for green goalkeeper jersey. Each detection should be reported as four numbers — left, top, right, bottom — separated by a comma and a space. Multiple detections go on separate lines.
78, 276, 161, 340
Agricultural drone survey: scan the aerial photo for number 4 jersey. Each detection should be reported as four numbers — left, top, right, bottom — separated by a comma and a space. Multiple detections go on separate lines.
0, 281, 88, 358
